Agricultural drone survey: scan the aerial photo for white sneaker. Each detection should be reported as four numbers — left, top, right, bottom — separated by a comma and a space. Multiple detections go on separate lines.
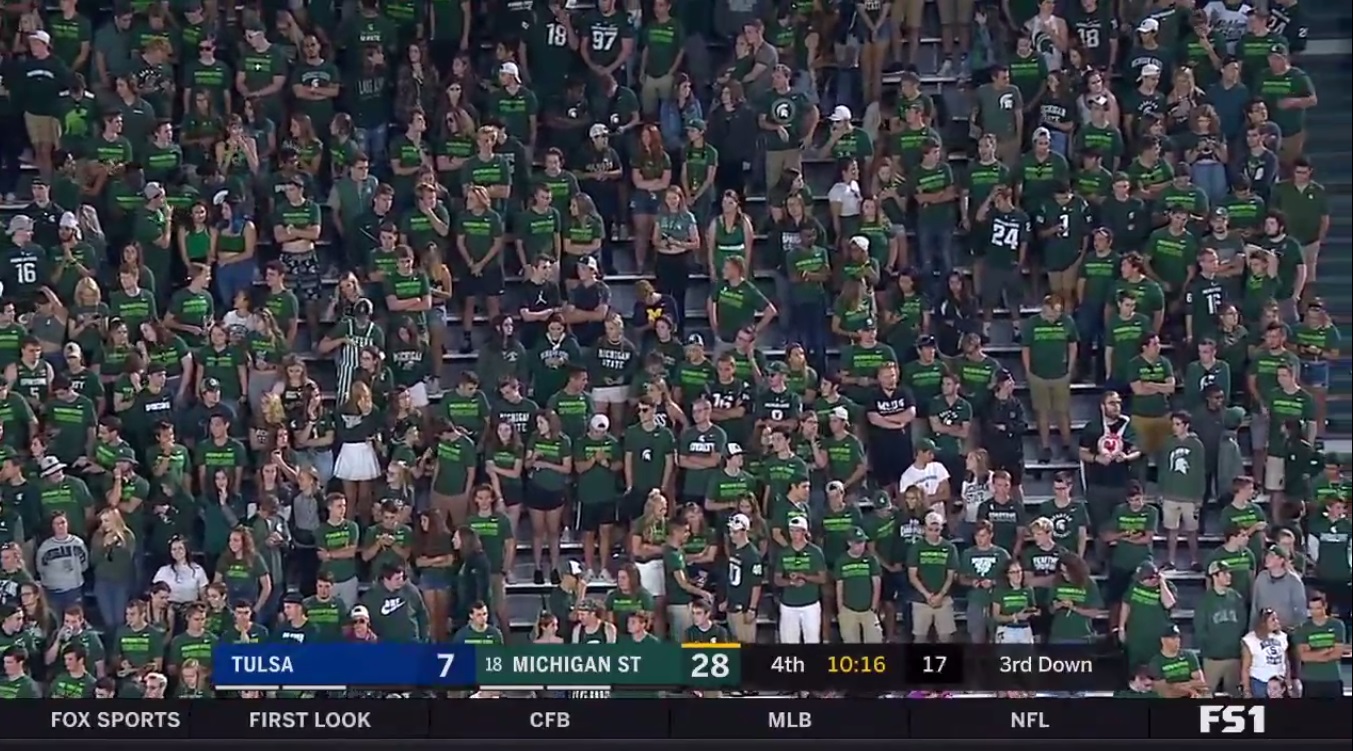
424, 376, 442, 398
599, 569, 616, 583
3, 193, 14, 204
938, 59, 955, 78
504, 571, 517, 585
560, 528, 574, 544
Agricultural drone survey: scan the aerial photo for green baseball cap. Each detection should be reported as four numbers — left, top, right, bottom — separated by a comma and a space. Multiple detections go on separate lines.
848, 527, 868, 544
915, 437, 937, 454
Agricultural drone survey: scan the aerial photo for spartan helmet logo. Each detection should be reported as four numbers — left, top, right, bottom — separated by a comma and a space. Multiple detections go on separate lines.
772, 99, 794, 122
998, 93, 1015, 110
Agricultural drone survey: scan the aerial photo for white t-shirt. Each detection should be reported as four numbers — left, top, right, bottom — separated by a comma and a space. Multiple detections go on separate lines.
1204, 1, 1253, 50
828, 180, 863, 217
960, 474, 994, 523
152, 562, 209, 604
1241, 630, 1289, 682
900, 460, 952, 498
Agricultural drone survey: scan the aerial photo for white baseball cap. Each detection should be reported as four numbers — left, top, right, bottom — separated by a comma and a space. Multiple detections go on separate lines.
830, 406, 850, 422
1032, 126, 1051, 141
500, 62, 520, 79
29, 30, 51, 45
59, 211, 79, 229
925, 511, 946, 527
1140, 64, 1162, 79
350, 605, 370, 620
788, 516, 810, 531
829, 105, 852, 122
589, 414, 610, 432
589, 124, 609, 138
1137, 17, 1159, 33
850, 235, 870, 250
727, 513, 751, 532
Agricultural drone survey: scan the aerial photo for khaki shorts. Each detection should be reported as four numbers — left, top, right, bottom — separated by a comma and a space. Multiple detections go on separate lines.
936, 0, 975, 26
911, 597, 957, 639
591, 385, 628, 405
893, 0, 924, 28
1133, 414, 1171, 456
1161, 499, 1200, 532
1047, 266, 1078, 299
1279, 130, 1306, 165
1301, 241, 1321, 270
1028, 373, 1071, 417
728, 610, 758, 643
839, 607, 885, 643
24, 113, 61, 146
1203, 658, 1242, 697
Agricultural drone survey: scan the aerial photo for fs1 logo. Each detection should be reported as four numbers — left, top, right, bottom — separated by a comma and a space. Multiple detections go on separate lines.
1199, 705, 1267, 734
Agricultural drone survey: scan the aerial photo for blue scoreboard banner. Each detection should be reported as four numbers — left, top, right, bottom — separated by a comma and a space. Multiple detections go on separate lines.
214, 643, 477, 687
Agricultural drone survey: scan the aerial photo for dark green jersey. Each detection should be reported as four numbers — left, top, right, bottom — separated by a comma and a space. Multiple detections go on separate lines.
981, 208, 1031, 267
1035, 196, 1091, 271
774, 543, 827, 607
724, 542, 764, 611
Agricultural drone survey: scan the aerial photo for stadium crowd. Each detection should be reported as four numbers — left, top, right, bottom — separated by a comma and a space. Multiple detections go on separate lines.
0, 0, 1347, 702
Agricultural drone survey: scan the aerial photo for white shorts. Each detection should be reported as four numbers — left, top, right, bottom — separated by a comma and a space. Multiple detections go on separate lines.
406, 381, 430, 409
1264, 456, 1286, 492
334, 442, 382, 481
1161, 500, 1200, 532
636, 558, 665, 597
591, 386, 628, 405
995, 624, 1035, 644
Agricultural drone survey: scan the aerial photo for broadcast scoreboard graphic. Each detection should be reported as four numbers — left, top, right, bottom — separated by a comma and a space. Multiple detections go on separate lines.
212, 642, 1132, 693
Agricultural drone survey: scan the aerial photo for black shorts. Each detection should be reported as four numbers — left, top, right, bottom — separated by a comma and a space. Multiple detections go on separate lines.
458, 266, 505, 299
880, 569, 909, 602
500, 485, 523, 507
525, 483, 565, 511
578, 500, 617, 532
620, 489, 650, 522
989, 455, 1025, 487
1103, 567, 1135, 604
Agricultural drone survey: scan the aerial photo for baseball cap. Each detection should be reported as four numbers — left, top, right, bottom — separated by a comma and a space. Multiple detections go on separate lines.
1268, 41, 1289, 56
727, 513, 751, 532
1032, 126, 1051, 141
281, 591, 304, 606
63, 342, 82, 359
685, 118, 706, 132
588, 124, 609, 138
29, 30, 51, 45
849, 235, 870, 251
201, 377, 222, 393
826, 480, 845, 494
848, 527, 868, 544
829, 105, 852, 122
1160, 623, 1181, 638
1140, 64, 1161, 79
580, 256, 600, 273
1266, 545, 1291, 561
501, 62, 520, 78
350, 605, 370, 620
924, 511, 945, 527
7, 215, 32, 235
1211, 206, 1229, 219
1137, 560, 1160, 579
685, 333, 705, 347
1206, 560, 1231, 576
566, 560, 585, 577
143, 182, 165, 200
915, 437, 937, 454
916, 334, 937, 350
726, 442, 743, 457
788, 516, 810, 531
589, 414, 610, 432
766, 361, 787, 375
1137, 17, 1159, 33
56, 211, 80, 230
830, 406, 850, 422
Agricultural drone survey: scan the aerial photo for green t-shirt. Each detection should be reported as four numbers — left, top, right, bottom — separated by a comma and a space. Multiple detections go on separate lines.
774, 543, 827, 607
1109, 503, 1160, 572
833, 551, 881, 613
710, 279, 768, 343
1293, 617, 1348, 683
1021, 314, 1078, 379
1126, 354, 1174, 418
906, 537, 959, 602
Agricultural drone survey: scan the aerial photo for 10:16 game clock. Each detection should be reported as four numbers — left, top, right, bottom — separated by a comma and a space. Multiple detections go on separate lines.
742, 645, 966, 691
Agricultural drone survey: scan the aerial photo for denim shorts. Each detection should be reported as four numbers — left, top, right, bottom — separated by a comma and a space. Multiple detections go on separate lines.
630, 189, 661, 215
1301, 359, 1330, 389
418, 567, 452, 591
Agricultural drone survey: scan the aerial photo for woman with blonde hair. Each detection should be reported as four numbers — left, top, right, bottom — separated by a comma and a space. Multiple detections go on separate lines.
245, 308, 287, 413
629, 489, 670, 632
249, 392, 289, 456
91, 508, 138, 630
957, 448, 993, 535
334, 381, 383, 522
176, 659, 214, 698
68, 277, 110, 358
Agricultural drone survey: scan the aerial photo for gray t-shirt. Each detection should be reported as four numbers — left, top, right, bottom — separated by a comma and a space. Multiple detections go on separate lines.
36, 534, 89, 593
744, 40, 779, 102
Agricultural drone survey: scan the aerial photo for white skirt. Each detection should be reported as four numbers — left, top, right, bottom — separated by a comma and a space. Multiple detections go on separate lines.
636, 558, 665, 597
334, 442, 382, 481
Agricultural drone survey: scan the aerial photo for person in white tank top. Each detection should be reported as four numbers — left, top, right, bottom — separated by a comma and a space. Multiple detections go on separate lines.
1240, 608, 1291, 697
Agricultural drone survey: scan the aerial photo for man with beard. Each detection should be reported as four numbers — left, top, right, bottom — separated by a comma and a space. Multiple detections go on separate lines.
1079, 390, 1142, 568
